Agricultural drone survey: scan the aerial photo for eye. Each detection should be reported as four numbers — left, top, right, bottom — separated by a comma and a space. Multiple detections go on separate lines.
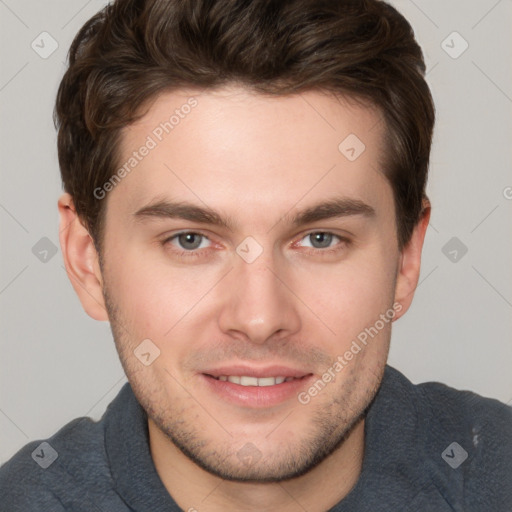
298, 232, 343, 250
165, 232, 212, 252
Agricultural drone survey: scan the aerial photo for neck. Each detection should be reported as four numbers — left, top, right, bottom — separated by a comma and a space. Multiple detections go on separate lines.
149, 417, 365, 512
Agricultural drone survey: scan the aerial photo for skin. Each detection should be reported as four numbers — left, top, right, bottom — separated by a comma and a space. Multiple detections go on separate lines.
58, 86, 430, 512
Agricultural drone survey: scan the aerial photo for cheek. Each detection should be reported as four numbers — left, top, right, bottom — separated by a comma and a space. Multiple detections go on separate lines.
107, 249, 222, 338
293, 252, 397, 341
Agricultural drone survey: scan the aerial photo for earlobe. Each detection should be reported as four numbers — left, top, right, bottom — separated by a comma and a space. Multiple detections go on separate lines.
58, 193, 109, 321
393, 199, 431, 321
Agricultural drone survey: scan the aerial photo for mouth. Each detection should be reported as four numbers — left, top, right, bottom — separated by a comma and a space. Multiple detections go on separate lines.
206, 374, 306, 386
200, 366, 314, 407
205, 374, 303, 387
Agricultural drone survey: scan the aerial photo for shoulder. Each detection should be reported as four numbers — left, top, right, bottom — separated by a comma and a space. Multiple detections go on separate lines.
384, 366, 512, 445
0, 414, 111, 511
417, 377, 512, 426
411, 373, 512, 507
1, 438, 65, 511
416, 377, 512, 451
378, 367, 512, 509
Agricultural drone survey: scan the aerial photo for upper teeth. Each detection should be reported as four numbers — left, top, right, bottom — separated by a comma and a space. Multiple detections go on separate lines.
217, 376, 295, 386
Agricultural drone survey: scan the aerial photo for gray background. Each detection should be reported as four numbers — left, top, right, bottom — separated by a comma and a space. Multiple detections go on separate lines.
1, 0, 511, 464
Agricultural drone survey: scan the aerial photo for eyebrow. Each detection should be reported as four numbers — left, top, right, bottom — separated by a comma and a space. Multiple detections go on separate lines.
132, 196, 376, 230
290, 197, 375, 226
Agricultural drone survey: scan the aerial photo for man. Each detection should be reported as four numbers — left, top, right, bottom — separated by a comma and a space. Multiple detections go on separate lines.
1, 0, 511, 510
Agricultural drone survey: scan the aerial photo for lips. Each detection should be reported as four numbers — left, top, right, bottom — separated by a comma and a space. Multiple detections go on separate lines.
202, 365, 311, 390
199, 366, 315, 410
213, 375, 298, 386
200, 366, 314, 407
203, 365, 310, 381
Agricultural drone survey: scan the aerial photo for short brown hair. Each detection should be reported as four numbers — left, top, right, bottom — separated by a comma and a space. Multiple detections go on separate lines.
55, 0, 435, 251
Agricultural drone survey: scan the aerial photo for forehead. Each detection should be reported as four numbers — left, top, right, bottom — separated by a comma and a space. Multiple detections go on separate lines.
109, 85, 391, 227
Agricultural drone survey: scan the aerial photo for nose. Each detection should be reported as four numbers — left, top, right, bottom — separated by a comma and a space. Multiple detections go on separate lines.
217, 248, 301, 345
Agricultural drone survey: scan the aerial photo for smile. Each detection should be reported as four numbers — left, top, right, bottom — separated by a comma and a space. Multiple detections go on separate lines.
211, 375, 299, 386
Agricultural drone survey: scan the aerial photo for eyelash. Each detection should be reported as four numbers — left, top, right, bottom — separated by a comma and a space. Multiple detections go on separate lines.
161, 231, 350, 259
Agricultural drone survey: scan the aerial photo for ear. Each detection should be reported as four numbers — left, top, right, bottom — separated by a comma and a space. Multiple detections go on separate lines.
58, 193, 108, 321
393, 198, 431, 321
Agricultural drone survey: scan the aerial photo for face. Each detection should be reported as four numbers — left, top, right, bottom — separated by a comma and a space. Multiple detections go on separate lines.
96, 86, 403, 481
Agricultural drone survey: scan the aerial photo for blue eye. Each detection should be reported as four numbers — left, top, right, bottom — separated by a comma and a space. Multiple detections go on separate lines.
162, 232, 212, 257
299, 232, 342, 249
174, 232, 208, 250
305, 232, 336, 249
